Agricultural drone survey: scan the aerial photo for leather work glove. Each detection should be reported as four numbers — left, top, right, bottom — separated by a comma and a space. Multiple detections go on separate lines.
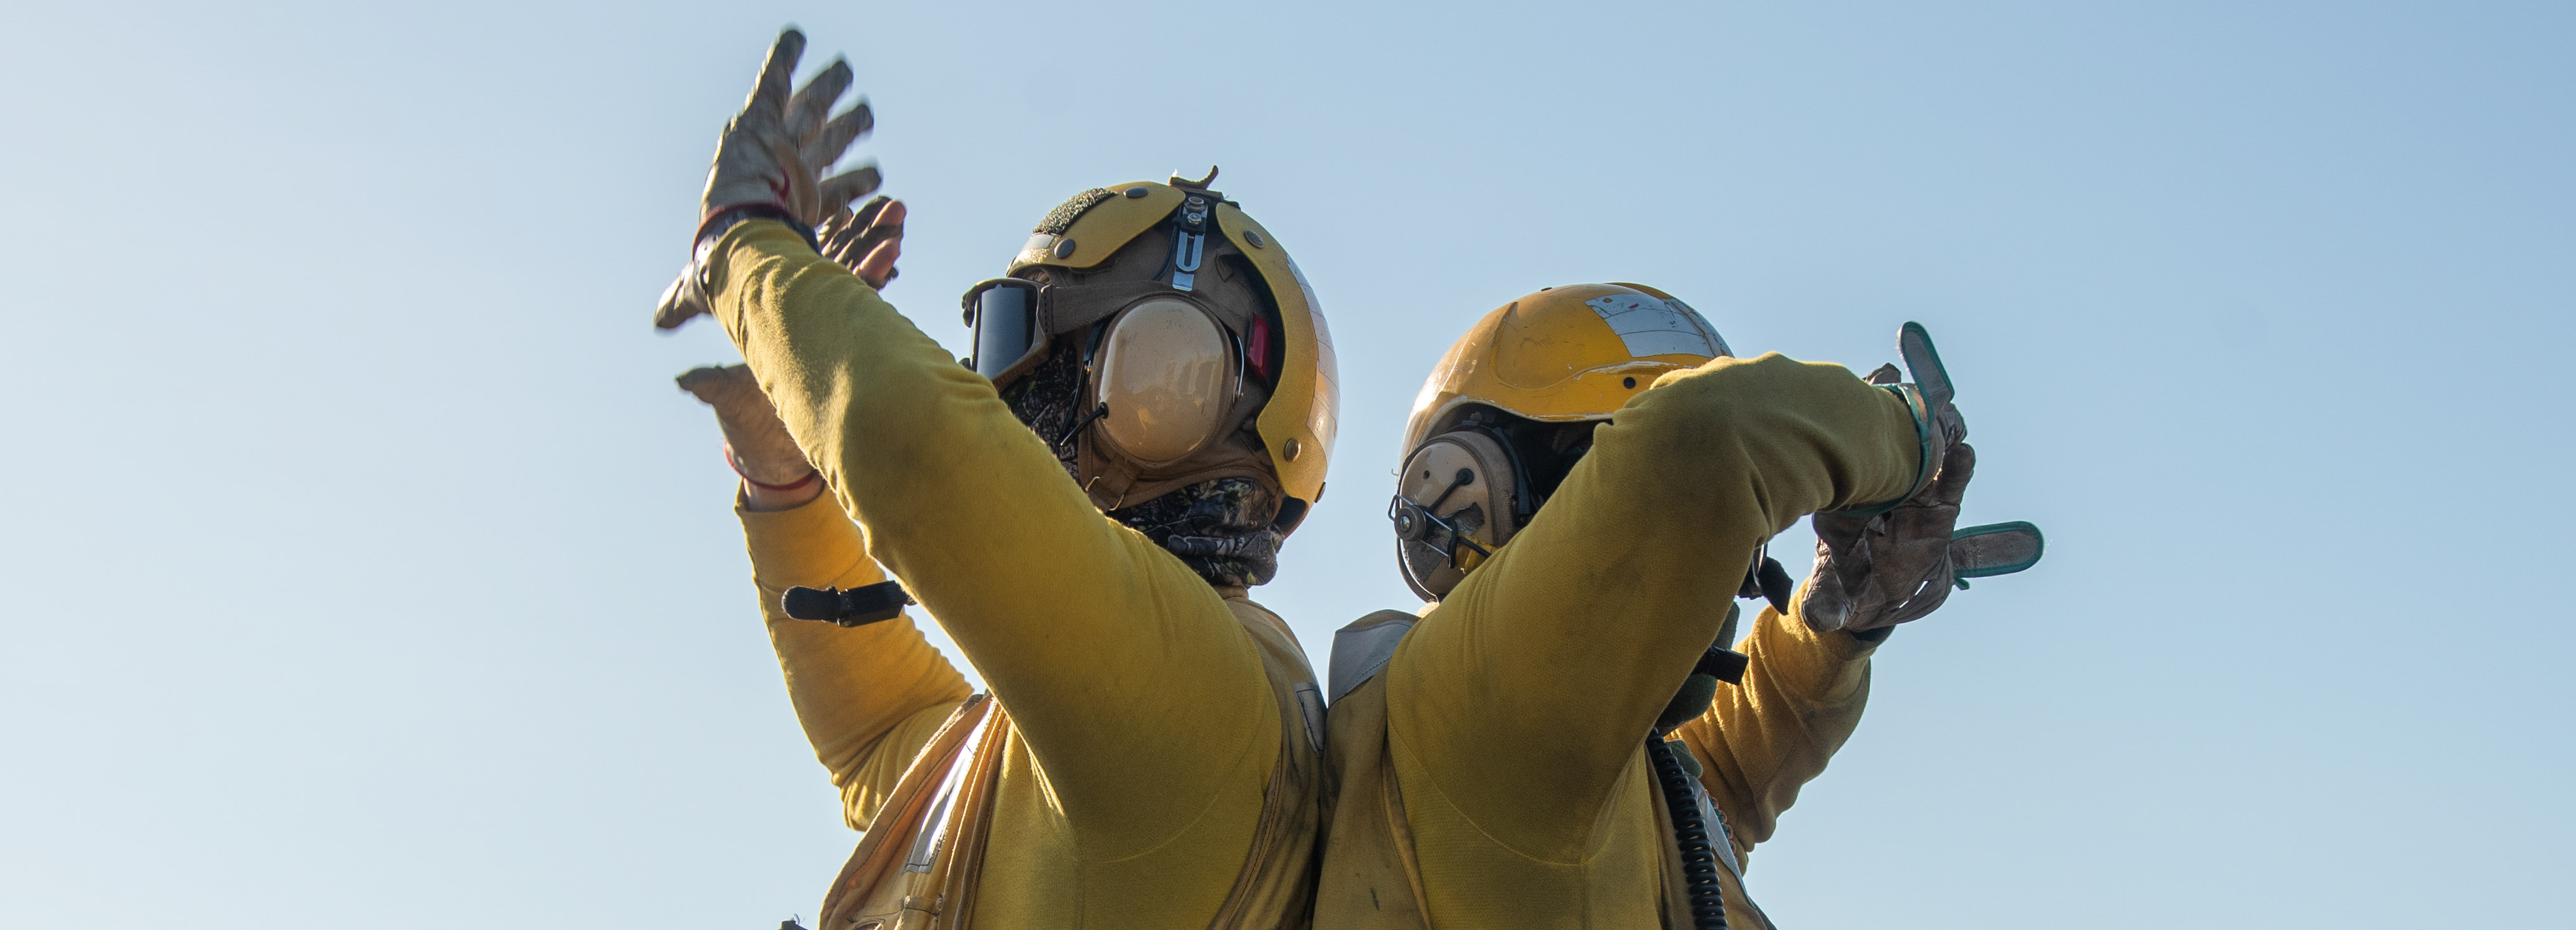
1798, 323, 1972, 635
676, 363, 816, 488
654, 28, 883, 331
1799, 441, 1975, 635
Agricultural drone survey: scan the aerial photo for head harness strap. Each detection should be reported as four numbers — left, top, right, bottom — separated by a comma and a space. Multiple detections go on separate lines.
1166, 188, 1218, 292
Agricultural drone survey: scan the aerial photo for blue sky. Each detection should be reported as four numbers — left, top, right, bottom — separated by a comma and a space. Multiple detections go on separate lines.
1, 1, 2569, 926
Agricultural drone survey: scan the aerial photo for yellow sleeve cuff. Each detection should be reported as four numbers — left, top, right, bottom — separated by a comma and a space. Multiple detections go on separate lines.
736, 489, 887, 592
1744, 601, 1877, 701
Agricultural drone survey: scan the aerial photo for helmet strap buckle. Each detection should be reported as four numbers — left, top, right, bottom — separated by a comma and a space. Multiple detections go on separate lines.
1163, 186, 1220, 291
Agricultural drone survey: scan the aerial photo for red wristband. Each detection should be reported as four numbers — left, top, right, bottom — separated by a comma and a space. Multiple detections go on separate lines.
723, 446, 821, 492
695, 203, 820, 254
741, 470, 821, 493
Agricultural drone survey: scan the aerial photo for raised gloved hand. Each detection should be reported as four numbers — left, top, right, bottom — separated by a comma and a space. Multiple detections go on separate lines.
677, 363, 817, 493
1798, 323, 1970, 635
654, 28, 883, 330
696, 28, 879, 230
1799, 441, 1975, 634
1796, 323, 2052, 634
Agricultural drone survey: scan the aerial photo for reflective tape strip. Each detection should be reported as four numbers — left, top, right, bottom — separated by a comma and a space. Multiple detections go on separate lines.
1585, 294, 1724, 359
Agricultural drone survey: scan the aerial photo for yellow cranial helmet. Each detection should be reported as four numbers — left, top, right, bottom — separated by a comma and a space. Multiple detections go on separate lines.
960, 170, 1339, 533
1390, 283, 1731, 600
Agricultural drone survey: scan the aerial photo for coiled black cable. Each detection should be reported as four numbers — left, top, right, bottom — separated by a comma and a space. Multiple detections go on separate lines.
1647, 733, 1728, 930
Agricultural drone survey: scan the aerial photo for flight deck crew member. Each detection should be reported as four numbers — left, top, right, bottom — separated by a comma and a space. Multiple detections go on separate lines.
655, 30, 1337, 929
1316, 284, 1990, 929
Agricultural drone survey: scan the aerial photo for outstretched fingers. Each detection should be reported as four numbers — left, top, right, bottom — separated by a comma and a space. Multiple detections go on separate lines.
747, 29, 806, 125
856, 234, 903, 289
808, 98, 874, 168
823, 197, 905, 288
784, 58, 854, 140
1924, 442, 1976, 508
816, 164, 883, 216
847, 194, 894, 232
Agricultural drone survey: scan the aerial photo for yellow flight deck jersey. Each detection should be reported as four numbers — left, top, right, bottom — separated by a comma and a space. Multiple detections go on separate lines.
1316, 355, 1924, 929
705, 221, 1322, 929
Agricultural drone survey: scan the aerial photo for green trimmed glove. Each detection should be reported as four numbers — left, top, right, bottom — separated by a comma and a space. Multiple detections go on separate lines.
1799, 323, 1970, 634
1800, 441, 1975, 634
1797, 323, 2047, 634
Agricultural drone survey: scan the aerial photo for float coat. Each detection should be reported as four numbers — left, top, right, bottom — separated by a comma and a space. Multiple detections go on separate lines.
1315, 354, 1920, 927
709, 220, 1321, 929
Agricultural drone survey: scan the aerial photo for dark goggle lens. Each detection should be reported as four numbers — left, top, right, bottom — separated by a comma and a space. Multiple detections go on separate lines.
965, 280, 1040, 381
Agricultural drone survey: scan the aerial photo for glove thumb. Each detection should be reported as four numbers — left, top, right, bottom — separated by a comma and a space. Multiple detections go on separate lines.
654, 263, 711, 330
1797, 550, 1855, 633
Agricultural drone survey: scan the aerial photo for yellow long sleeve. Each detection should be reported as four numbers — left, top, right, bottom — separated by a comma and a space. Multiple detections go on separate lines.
704, 220, 1289, 926
1675, 598, 1879, 866
738, 491, 970, 827
1381, 352, 1922, 925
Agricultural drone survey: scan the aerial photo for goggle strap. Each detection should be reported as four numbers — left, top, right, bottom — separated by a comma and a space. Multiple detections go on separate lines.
1035, 280, 1191, 336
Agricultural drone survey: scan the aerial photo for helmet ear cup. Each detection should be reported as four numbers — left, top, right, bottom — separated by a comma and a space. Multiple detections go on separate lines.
1089, 297, 1242, 467
1392, 430, 1520, 601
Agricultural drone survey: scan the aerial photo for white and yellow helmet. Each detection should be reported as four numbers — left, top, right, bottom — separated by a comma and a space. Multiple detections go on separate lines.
962, 172, 1339, 532
1390, 282, 1730, 599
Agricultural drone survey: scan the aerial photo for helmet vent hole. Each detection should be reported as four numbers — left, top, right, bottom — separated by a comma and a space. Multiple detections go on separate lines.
1623, 377, 1638, 389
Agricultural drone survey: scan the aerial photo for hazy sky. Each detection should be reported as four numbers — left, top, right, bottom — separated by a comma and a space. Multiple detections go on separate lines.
2, 1, 2570, 927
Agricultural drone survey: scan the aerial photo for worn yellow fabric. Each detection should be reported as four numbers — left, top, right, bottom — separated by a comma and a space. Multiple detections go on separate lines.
1673, 595, 1879, 871
739, 491, 972, 826
1350, 353, 1920, 927
707, 220, 1302, 929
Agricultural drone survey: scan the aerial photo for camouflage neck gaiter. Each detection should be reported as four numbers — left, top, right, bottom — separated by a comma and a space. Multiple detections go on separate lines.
1001, 345, 1088, 476
1002, 347, 1284, 587
1107, 477, 1283, 587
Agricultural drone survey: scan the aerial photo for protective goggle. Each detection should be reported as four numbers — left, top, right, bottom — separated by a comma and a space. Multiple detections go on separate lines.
962, 277, 1276, 468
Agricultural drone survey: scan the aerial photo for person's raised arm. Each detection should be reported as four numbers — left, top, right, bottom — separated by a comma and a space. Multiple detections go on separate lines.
662, 31, 1278, 858
1388, 353, 1926, 859
678, 363, 969, 827
742, 491, 972, 827
1673, 601, 1878, 863
1679, 438, 1984, 859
